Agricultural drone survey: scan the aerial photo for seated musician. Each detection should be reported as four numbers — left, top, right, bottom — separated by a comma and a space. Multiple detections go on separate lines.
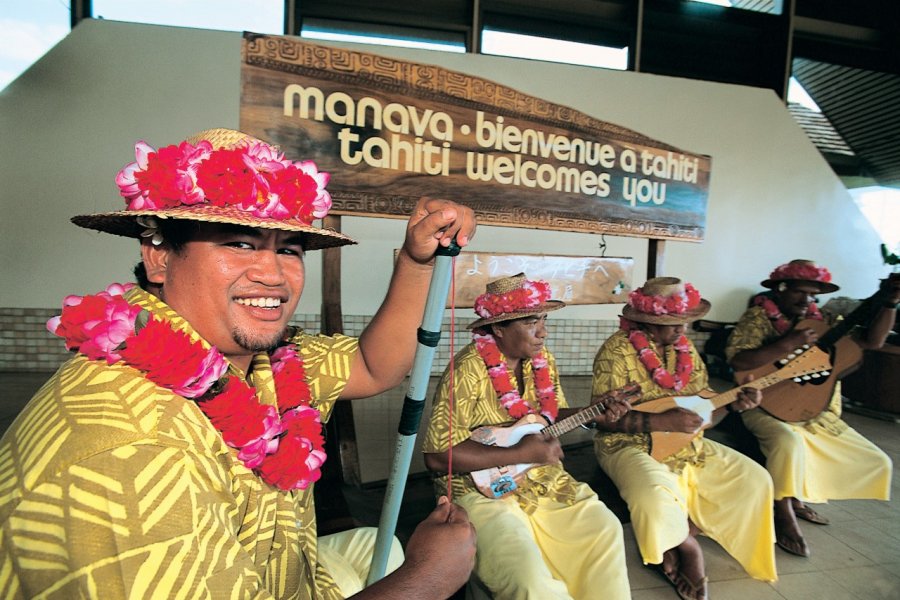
422, 273, 632, 600
592, 277, 776, 600
725, 259, 896, 558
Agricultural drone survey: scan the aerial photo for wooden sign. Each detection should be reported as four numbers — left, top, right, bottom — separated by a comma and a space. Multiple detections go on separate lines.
448, 252, 633, 307
241, 33, 711, 241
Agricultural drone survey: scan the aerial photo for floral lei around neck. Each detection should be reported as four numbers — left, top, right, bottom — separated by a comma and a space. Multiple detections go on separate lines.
47, 283, 325, 492
620, 319, 694, 391
752, 292, 823, 335
473, 332, 559, 421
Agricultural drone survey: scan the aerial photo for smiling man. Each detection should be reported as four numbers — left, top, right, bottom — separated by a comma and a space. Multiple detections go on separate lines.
0, 129, 477, 599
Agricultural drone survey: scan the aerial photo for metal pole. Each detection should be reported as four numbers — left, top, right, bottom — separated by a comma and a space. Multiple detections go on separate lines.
366, 240, 460, 585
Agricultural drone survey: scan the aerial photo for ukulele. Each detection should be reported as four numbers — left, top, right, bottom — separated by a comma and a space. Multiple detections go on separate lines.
633, 346, 831, 461
733, 273, 900, 422
469, 384, 641, 499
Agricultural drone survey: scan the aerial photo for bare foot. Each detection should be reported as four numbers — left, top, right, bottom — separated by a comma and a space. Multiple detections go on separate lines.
775, 498, 810, 557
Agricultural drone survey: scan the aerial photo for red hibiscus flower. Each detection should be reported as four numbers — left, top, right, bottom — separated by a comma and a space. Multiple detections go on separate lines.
196, 147, 261, 207
121, 318, 227, 398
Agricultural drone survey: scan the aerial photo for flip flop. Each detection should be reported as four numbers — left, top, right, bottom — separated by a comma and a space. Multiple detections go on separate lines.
776, 533, 810, 557
670, 570, 708, 600
649, 562, 709, 600
794, 504, 830, 525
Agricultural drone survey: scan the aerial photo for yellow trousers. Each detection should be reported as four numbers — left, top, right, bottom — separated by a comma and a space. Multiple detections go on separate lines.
742, 408, 892, 503
597, 438, 777, 581
318, 527, 404, 597
457, 483, 630, 600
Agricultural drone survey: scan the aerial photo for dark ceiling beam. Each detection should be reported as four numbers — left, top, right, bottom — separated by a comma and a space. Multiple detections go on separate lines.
71, 0, 92, 29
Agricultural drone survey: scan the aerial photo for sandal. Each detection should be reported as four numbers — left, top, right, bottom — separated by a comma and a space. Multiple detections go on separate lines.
776, 532, 810, 557
649, 561, 709, 600
793, 503, 830, 525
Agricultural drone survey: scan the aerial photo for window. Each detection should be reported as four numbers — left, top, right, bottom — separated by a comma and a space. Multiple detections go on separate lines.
690, 0, 782, 15
92, 0, 282, 34
481, 29, 628, 71
848, 186, 900, 254
788, 77, 821, 112
301, 19, 465, 53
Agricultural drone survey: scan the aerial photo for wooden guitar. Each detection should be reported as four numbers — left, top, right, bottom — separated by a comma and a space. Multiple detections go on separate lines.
469, 384, 641, 499
633, 346, 831, 461
733, 273, 899, 422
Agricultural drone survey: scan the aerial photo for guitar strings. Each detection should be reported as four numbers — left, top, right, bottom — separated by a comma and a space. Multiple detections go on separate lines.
446, 257, 456, 500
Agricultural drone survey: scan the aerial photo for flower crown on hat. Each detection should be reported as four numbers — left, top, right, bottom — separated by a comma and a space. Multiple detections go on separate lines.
72, 129, 354, 250
620, 277, 709, 326
760, 259, 839, 294
766, 261, 832, 286
474, 277, 552, 320
115, 136, 331, 224
628, 282, 702, 316
468, 273, 564, 329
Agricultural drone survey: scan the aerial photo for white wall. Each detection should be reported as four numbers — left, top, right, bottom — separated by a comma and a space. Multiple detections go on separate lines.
0, 19, 887, 320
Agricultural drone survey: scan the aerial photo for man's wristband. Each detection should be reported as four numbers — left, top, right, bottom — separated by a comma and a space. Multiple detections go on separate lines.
882, 301, 899, 310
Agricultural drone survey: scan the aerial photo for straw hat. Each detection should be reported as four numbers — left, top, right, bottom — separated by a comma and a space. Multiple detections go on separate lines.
621, 277, 710, 325
468, 273, 565, 329
71, 128, 356, 251
761, 259, 839, 294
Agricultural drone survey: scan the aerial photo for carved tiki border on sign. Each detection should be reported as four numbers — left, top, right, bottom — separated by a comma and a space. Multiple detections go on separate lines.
241, 33, 711, 241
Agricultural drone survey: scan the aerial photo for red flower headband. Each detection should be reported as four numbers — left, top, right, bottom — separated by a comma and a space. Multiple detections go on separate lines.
115, 138, 332, 224
628, 283, 702, 316
767, 262, 832, 285
474, 279, 553, 319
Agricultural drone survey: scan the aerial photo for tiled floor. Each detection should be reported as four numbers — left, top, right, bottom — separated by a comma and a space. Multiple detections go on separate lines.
2, 372, 898, 599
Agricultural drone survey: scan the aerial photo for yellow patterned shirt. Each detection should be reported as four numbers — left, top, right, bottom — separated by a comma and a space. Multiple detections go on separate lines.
422, 342, 579, 514
0, 288, 358, 599
725, 306, 845, 433
592, 329, 710, 472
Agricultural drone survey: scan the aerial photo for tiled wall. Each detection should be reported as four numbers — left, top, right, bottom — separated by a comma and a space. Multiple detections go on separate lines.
0, 308, 70, 372
2, 308, 709, 376
1, 308, 710, 483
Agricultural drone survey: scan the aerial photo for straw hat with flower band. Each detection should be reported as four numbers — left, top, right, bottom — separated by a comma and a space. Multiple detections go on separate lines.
761, 259, 839, 294
71, 128, 356, 251
622, 277, 710, 325
468, 273, 565, 330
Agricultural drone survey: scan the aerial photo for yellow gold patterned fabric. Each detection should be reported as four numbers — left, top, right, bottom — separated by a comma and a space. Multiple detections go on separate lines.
592, 330, 710, 473
725, 305, 846, 433
726, 305, 891, 504
422, 342, 578, 514
591, 329, 776, 580
0, 288, 358, 599
424, 342, 631, 598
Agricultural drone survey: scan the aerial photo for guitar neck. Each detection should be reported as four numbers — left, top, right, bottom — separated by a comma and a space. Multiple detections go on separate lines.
817, 294, 877, 349
816, 273, 899, 349
708, 368, 800, 410
543, 404, 605, 438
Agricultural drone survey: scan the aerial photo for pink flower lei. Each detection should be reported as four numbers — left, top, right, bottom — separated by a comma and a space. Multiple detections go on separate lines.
473, 332, 559, 421
620, 320, 693, 391
115, 138, 331, 224
47, 283, 325, 491
752, 292, 823, 335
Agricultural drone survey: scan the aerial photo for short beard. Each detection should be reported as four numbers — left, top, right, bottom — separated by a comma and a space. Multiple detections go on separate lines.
232, 327, 285, 354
